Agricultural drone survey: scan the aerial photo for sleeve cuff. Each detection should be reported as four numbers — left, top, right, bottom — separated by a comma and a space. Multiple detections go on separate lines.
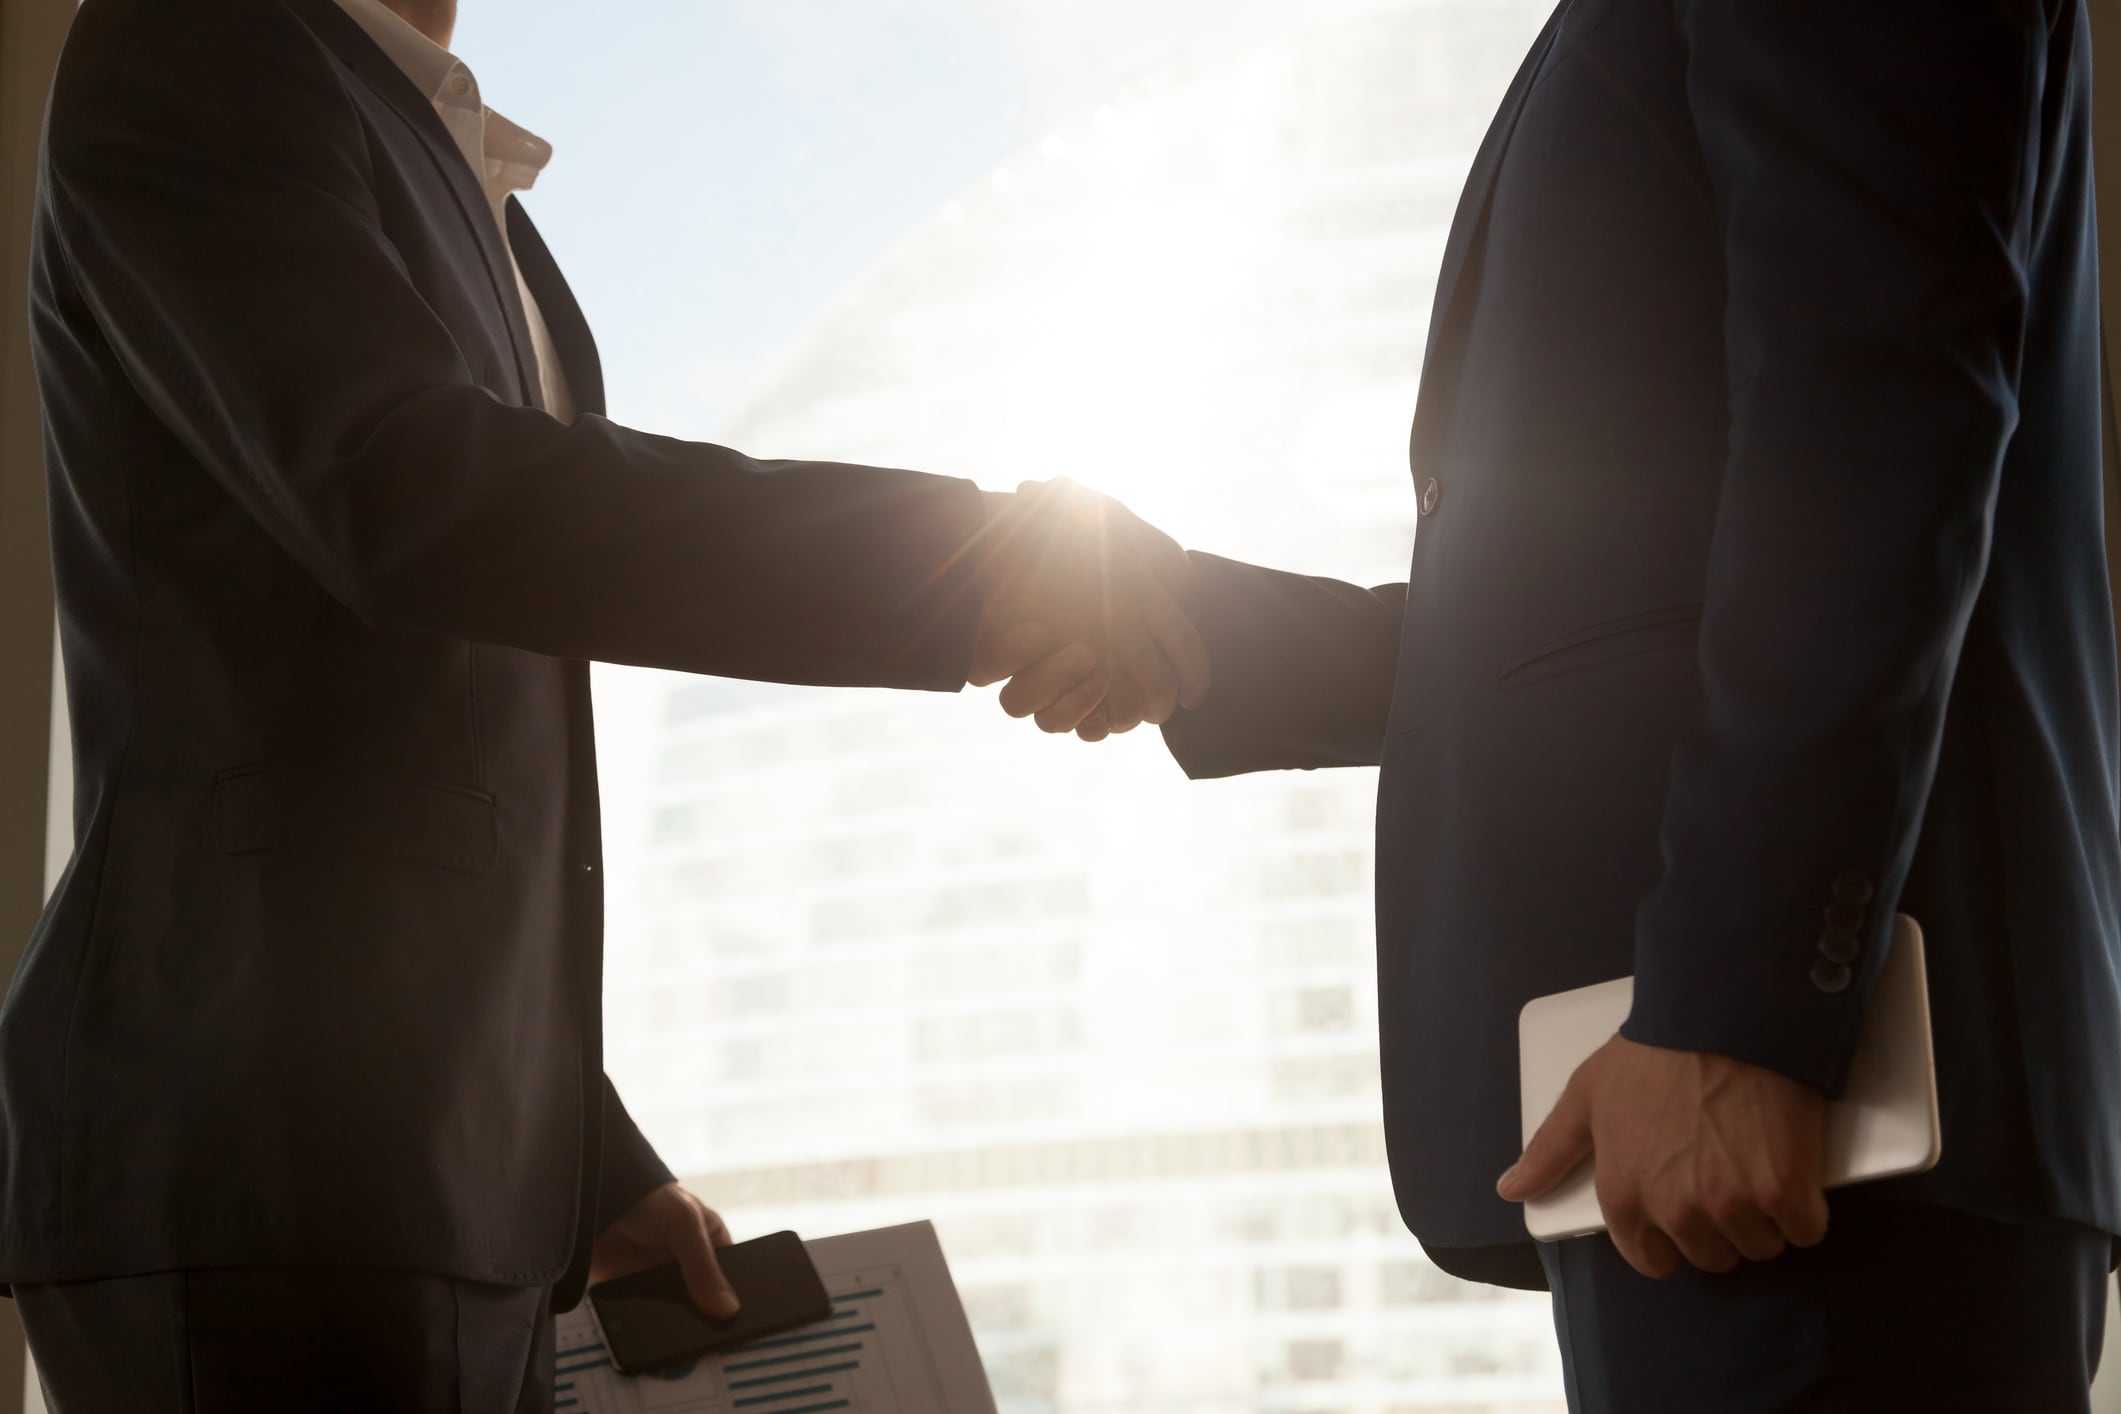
594, 1076, 677, 1233
1625, 865, 1893, 1098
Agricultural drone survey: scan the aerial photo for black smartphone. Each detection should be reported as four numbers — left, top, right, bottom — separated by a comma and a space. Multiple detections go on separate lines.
587, 1230, 834, 1375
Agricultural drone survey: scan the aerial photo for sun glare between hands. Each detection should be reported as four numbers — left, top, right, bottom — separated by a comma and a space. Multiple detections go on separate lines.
968, 479, 1211, 736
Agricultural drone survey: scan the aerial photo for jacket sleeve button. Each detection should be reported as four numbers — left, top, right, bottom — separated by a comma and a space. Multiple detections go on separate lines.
1818, 928, 1861, 964
1810, 957, 1855, 994
1830, 871, 1875, 907
1824, 900, 1867, 931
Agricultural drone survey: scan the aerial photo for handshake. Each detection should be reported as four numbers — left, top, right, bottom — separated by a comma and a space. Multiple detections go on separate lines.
964, 480, 1212, 741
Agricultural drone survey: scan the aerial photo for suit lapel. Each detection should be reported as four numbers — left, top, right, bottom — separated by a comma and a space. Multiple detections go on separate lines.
507, 199, 608, 419
1423, 4, 1567, 372
1409, 3, 1568, 467
284, 0, 546, 410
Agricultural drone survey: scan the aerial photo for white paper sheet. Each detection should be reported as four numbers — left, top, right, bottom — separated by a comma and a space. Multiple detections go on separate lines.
554, 1220, 997, 1414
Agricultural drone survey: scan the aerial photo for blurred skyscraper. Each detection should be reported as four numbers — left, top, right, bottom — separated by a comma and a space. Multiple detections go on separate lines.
595, 3, 1566, 1409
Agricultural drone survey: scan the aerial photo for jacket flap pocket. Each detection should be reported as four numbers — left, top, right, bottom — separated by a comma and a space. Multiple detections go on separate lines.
1499, 603, 1703, 691
213, 766, 499, 875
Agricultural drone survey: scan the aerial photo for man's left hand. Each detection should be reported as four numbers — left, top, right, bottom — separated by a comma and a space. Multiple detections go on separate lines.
590, 1182, 739, 1319
1496, 1036, 1831, 1278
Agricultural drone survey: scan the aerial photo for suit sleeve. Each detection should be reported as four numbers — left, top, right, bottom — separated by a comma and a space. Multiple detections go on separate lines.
40, 0, 987, 691
594, 1075, 676, 1234
1622, 0, 2047, 1091
1161, 552, 1405, 777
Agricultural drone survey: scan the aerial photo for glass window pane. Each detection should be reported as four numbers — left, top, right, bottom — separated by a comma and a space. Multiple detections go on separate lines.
458, 3, 1562, 1407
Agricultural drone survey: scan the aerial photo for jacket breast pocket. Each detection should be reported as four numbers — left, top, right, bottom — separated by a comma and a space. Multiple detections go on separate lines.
1497, 603, 1701, 692
212, 765, 500, 875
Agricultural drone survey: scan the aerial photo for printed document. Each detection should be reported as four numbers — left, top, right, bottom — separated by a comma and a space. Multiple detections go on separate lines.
554, 1220, 997, 1414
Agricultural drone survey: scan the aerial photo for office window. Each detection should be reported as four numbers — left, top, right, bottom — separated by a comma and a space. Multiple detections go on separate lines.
467, 1, 1562, 1408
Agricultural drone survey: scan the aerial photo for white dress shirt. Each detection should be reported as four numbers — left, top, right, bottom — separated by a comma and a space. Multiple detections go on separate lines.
332, 0, 577, 422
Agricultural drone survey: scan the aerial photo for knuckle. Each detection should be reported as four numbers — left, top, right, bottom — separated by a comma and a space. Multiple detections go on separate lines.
1706, 1190, 1750, 1227
1767, 1184, 1825, 1229
1610, 1221, 1653, 1261
1637, 1192, 1684, 1231
1630, 1241, 1678, 1280
1598, 1191, 1643, 1232
1659, 1215, 1704, 1254
1666, 1214, 1715, 1253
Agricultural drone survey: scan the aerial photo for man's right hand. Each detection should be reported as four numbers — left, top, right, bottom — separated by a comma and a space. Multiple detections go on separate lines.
968, 480, 1211, 734
590, 1181, 740, 1320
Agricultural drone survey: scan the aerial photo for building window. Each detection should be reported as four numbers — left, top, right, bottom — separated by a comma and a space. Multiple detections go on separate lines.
462, 1, 1562, 1407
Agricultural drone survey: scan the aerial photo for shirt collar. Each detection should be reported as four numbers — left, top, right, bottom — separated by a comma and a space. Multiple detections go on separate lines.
329, 0, 554, 193
332, 0, 461, 104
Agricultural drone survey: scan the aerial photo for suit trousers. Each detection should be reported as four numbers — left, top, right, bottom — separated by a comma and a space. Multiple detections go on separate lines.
1536, 1200, 2111, 1413
15, 1268, 553, 1414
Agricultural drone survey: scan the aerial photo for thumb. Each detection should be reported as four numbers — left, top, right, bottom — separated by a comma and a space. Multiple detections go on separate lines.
1137, 575, 1212, 711
969, 620, 1054, 687
672, 1214, 739, 1321
1497, 1078, 1594, 1202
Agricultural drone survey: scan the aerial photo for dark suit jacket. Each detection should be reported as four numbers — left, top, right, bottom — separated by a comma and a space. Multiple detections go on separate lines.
1167, 0, 2121, 1286
9, 0, 990, 1304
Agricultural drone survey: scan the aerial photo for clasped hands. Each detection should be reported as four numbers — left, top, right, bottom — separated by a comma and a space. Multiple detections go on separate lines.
967, 479, 1210, 739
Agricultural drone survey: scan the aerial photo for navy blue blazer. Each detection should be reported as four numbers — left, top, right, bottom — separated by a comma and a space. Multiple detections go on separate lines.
11, 0, 988, 1303
1166, 0, 2121, 1286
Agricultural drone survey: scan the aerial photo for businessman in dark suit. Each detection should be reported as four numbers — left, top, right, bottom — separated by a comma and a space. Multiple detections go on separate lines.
1008, 1, 2121, 1406
9, 0, 1205, 1408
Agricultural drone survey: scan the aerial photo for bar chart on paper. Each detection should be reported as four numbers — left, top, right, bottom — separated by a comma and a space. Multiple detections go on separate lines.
553, 1221, 996, 1414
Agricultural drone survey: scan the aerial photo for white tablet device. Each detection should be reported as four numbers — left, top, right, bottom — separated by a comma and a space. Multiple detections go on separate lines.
1517, 913, 1941, 1242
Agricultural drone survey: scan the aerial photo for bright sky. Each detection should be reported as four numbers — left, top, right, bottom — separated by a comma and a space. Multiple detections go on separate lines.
452, 0, 1420, 438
